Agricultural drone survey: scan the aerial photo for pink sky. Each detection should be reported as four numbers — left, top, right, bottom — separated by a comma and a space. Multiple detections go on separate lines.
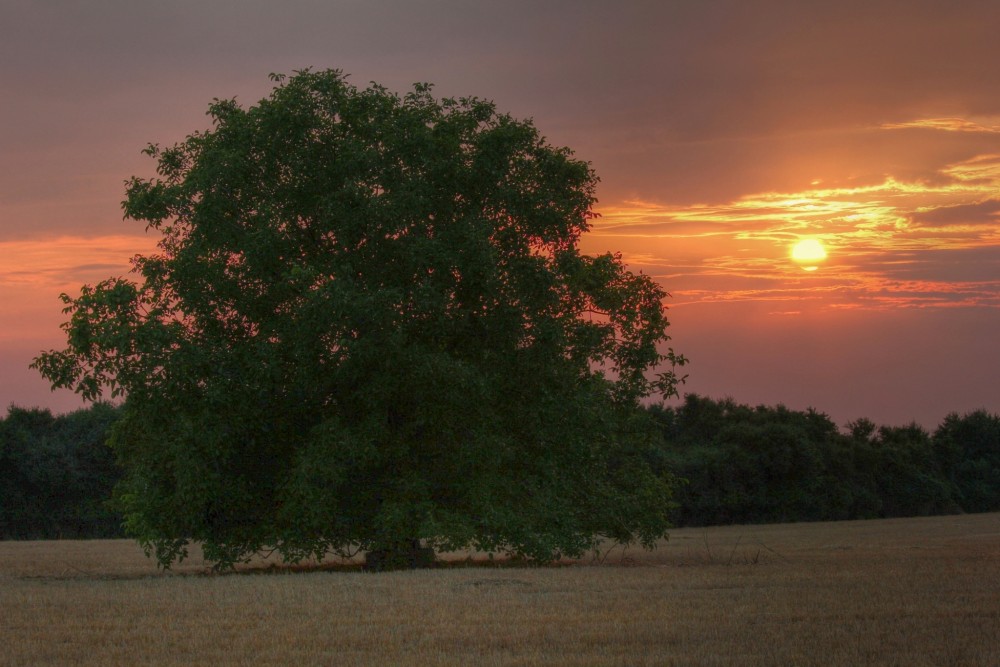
3, 1, 1000, 428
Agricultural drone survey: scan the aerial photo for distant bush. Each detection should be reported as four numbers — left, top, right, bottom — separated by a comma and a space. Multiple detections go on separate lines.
0, 403, 124, 539
2, 396, 997, 540
649, 395, 996, 527
933, 409, 1000, 513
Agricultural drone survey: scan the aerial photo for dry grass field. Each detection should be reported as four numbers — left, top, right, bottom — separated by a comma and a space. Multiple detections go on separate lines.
2, 513, 998, 666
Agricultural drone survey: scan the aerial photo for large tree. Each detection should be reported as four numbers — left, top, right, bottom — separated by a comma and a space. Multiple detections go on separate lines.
33, 69, 685, 570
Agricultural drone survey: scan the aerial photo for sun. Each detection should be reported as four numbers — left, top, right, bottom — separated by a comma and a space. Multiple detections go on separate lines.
791, 238, 827, 271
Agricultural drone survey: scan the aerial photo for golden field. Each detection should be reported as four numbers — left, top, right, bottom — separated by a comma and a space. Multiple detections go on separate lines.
2, 513, 998, 666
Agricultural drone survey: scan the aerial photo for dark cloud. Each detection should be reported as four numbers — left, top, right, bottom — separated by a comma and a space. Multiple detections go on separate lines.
871, 246, 1000, 284
5, 0, 1000, 218
65, 263, 128, 274
911, 199, 1000, 226
595, 220, 735, 236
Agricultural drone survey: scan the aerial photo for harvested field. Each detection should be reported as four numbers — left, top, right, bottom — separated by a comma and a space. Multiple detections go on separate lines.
2, 513, 998, 666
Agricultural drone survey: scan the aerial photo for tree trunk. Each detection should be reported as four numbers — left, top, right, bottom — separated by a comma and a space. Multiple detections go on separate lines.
364, 538, 436, 572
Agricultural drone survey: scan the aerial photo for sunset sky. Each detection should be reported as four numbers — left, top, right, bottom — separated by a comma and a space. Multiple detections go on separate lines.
3, 1, 1000, 428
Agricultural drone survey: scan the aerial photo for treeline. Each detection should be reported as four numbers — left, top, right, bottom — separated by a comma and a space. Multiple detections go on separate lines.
2, 397, 999, 539
647, 395, 1000, 526
0, 403, 124, 539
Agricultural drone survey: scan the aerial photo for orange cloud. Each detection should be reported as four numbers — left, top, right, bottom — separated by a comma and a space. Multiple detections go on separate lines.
880, 117, 1000, 133
588, 153, 1000, 312
0, 235, 157, 343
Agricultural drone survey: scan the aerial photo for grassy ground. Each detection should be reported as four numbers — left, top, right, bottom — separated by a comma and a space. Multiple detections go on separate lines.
2, 513, 998, 666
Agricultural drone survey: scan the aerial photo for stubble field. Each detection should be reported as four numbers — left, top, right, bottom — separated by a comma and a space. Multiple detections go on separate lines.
2, 513, 998, 666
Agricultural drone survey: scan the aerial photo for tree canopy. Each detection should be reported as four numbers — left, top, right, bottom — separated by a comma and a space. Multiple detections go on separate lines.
33, 69, 685, 570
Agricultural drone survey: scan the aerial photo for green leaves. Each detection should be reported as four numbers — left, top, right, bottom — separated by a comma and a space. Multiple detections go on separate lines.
34, 69, 683, 569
